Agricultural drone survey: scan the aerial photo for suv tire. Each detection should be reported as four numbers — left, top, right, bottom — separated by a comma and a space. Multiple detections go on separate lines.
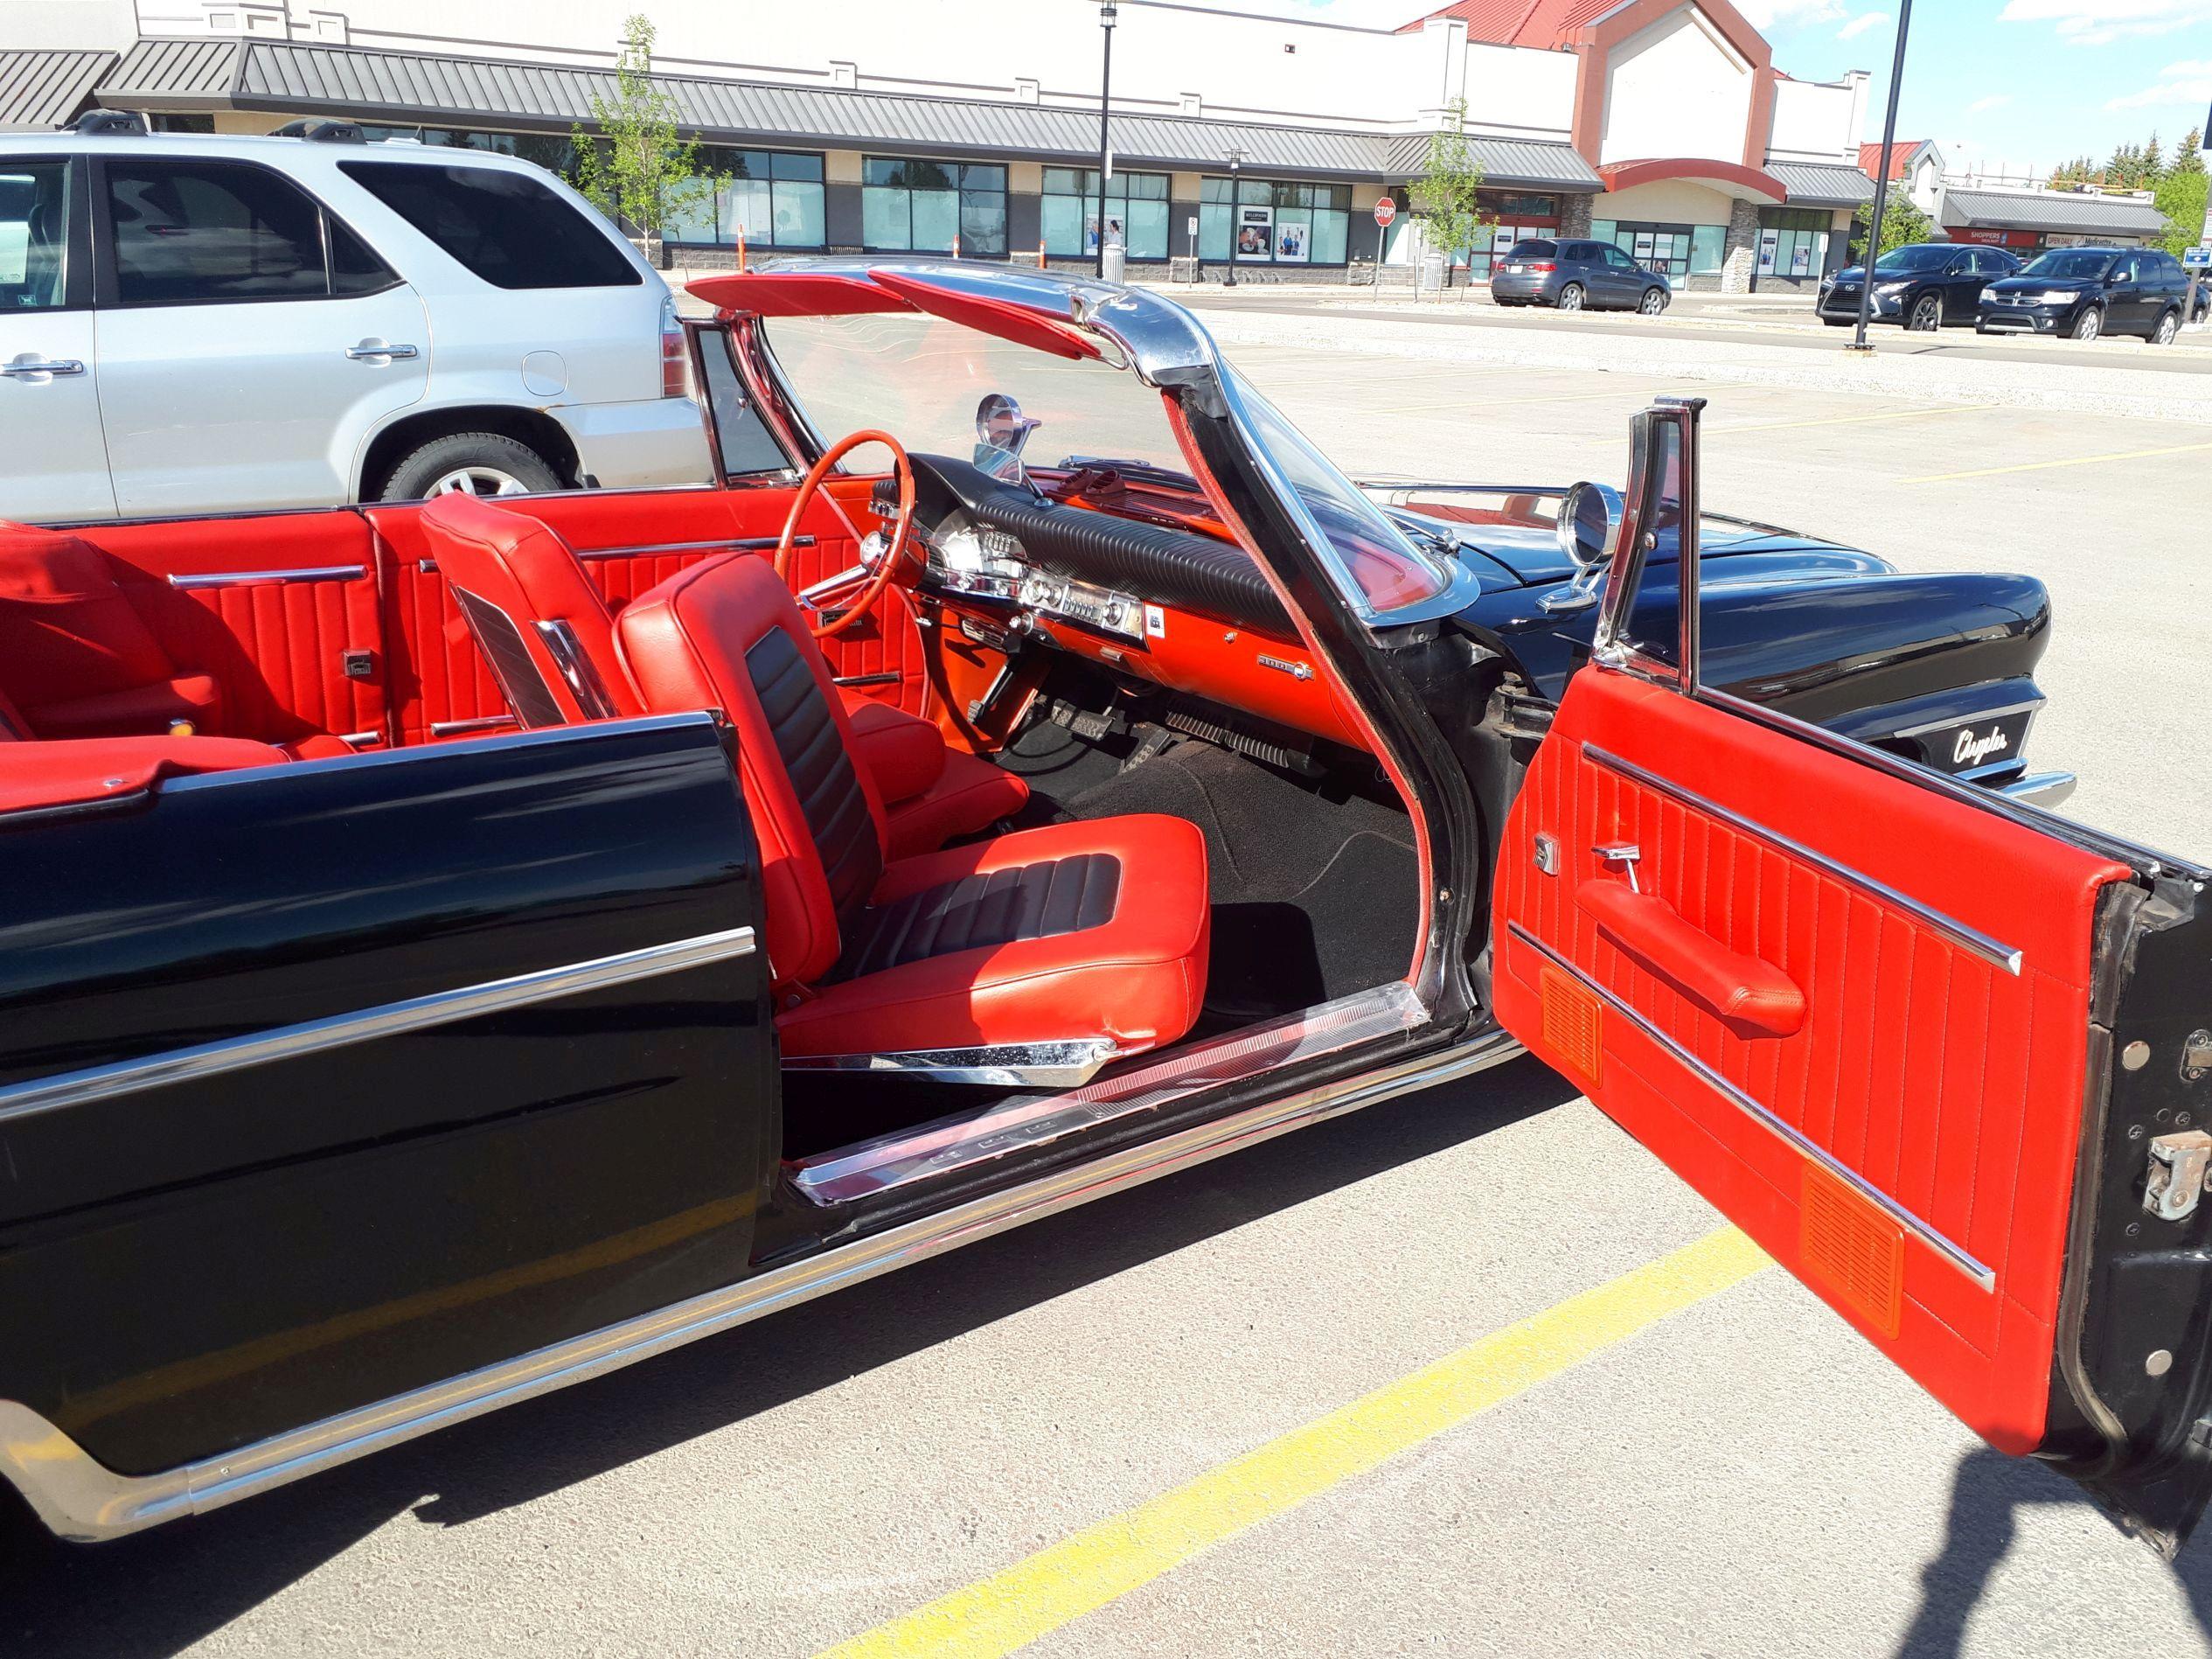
2069, 306, 2102, 343
1908, 293, 1943, 331
1556, 282, 1585, 311
2151, 309, 2180, 345
379, 432, 564, 501
1638, 287, 1667, 315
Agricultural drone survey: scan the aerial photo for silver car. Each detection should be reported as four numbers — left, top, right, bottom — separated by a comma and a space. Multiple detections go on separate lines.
0, 117, 709, 523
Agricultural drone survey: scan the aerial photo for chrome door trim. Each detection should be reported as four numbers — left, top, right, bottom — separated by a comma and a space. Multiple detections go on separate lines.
428, 714, 518, 738
168, 564, 367, 590
1581, 740, 2025, 975
574, 534, 811, 560
1506, 922, 1996, 1291
532, 618, 622, 720
0, 925, 757, 1128
0, 1023, 1517, 1540
783, 1037, 1123, 1091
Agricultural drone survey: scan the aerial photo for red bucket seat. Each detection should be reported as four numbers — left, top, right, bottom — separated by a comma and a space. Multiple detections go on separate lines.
418, 491, 1029, 858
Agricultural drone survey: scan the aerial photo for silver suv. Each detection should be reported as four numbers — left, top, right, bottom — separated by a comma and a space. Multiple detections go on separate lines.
0, 116, 709, 523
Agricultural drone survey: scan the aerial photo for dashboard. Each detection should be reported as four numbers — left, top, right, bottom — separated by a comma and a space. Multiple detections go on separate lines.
870, 454, 1361, 749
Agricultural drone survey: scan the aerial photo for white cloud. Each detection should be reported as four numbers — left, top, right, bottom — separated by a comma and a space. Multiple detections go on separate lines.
1836, 10, 1889, 38
1733, 0, 1847, 28
1999, 0, 2212, 47
1967, 94, 2013, 111
2105, 58, 2212, 108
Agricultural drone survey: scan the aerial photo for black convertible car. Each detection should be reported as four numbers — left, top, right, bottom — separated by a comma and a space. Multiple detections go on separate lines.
2, 263, 2207, 1556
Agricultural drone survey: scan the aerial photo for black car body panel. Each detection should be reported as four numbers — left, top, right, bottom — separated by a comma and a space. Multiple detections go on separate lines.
1979, 247, 2191, 338
1818, 241, 2019, 329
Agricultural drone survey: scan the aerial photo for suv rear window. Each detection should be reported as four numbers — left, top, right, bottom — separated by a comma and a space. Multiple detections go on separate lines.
339, 161, 640, 289
1506, 240, 1557, 260
104, 158, 397, 305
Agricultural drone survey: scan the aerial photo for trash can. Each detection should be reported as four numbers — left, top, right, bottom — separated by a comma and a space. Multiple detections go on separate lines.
1102, 240, 1127, 283
1418, 251, 1446, 293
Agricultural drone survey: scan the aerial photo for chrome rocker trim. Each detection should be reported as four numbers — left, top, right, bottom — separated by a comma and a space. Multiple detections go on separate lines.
0, 927, 758, 1128
0, 1023, 1520, 1540
782, 1037, 1123, 1089
1506, 921, 1997, 1290
1998, 770, 2078, 810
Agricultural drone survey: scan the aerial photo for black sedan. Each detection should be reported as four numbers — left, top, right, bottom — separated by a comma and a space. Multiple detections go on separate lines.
1979, 246, 2195, 343
1817, 241, 2021, 331
1, 263, 2207, 1563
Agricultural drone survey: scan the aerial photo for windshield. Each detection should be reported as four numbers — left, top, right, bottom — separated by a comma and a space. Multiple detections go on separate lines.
1872, 245, 1954, 274
2022, 250, 2115, 281
761, 312, 1188, 477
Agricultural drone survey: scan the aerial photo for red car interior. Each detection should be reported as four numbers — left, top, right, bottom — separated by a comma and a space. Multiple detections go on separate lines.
1493, 667, 2130, 1456
415, 491, 1028, 858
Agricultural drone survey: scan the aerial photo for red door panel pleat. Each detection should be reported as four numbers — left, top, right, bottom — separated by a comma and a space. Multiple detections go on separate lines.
1494, 669, 2128, 1455
73, 512, 386, 749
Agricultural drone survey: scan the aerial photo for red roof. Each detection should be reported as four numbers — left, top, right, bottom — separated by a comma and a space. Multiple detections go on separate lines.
1858, 140, 1926, 182
1396, 0, 1617, 45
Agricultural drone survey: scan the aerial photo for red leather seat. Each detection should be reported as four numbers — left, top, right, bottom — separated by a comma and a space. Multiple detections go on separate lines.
614, 553, 1209, 1076
419, 491, 1028, 854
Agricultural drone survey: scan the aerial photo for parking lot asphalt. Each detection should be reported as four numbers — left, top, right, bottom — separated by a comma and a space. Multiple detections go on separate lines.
5, 342, 2208, 1659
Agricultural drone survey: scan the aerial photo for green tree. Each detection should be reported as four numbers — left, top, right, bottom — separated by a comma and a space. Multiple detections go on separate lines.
2153, 166, 2209, 258
1848, 184, 1939, 261
1410, 98, 1488, 280
570, 16, 720, 262
2174, 129, 2206, 178
2145, 132, 2166, 179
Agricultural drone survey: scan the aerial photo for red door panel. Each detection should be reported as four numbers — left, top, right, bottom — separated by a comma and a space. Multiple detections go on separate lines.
77, 512, 388, 751
1494, 668, 2130, 1455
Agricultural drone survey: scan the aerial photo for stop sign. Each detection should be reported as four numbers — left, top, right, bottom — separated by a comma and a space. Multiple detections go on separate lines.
1374, 196, 1397, 228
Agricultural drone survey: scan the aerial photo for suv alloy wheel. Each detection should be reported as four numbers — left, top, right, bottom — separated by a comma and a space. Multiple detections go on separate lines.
1557, 282, 1585, 311
2070, 306, 2103, 342
1909, 293, 1943, 331
2153, 309, 2180, 345
380, 432, 563, 501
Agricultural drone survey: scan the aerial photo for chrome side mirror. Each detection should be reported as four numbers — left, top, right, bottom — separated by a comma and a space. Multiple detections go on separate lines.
1537, 479, 1624, 613
973, 392, 1040, 484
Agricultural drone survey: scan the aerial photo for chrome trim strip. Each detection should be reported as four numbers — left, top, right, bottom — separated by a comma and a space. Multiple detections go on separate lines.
168, 564, 365, 590
792, 983, 1430, 1204
0, 927, 756, 1128
532, 618, 622, 720
0, 1024, 1519, 1540
1998, 771, 2078, 809
168, 711, 719, 787
1506, 922, 1997, 1290
429, 714, 519, 737
339, 731, 383, 749
783, 1038, 1122, 1089
1582, 740, 2026, 976
574, 535, 810, 559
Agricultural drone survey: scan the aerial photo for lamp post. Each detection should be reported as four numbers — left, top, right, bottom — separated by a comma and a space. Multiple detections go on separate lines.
1096, 2, 1116, 279
1849, 0, 1915, 353
1223, 148, 1246, 288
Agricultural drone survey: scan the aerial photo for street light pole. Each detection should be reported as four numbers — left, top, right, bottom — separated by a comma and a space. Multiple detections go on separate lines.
1849, 0, 1915, 353
1096, 2, 1116, 280
1223, 149, 1245, 288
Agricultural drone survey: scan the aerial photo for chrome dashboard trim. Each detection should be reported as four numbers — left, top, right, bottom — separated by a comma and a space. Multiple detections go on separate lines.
1506, 922, 1997, 1290
0, 926, 757, 1128
1581, 740, 2026, 976
0, 1021, 1517, 1539
168, 564, 366, 589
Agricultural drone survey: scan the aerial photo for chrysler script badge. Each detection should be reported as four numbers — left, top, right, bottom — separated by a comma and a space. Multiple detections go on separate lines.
1953, 726, 2011, 767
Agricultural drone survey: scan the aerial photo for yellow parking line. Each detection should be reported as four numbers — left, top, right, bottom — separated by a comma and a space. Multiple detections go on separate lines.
1905, 439, 2212, 483
816, 1225, 1769, 1659
1716, 402, 1993, 436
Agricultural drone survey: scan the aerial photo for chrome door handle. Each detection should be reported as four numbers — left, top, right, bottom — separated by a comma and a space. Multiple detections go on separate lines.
0, 359, 86, 377
344, 343, 419, 360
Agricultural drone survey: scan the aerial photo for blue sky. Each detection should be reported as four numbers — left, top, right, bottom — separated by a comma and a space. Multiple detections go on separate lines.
1270, 0, 2212, 174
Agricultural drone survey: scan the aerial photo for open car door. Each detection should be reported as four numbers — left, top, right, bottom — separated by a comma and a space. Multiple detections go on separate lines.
1492, 398, 2212, 1554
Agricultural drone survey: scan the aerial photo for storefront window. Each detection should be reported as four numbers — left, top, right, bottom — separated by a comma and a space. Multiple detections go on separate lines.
662, 148, 825, 249
1755, 206, 1831, 281
862, 158, 1006, 256
1601, 220, 1725, 280
1041, 168, 1170, 261
1462, 191, 1562, 277
1199, 177, 1351, 265
359, 124, 584, 180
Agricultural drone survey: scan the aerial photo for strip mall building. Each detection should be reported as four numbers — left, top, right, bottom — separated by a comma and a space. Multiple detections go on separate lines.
3, 0, 1877, 289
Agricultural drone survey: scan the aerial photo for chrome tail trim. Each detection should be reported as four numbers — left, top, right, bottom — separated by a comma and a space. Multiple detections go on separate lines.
1582, 740, 2026, 976
791, 983, 1429, 1205
1999, 771, 2077, 810
1506, 922, 1995, 1289
168, 565, 366, 589
0, 1023, 1519, 1541
0, 927, 756, 1128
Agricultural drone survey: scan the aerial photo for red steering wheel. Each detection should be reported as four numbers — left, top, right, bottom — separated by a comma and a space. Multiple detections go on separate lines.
775, 429, 917, 640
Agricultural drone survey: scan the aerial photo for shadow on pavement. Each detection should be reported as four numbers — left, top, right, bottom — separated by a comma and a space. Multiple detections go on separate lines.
0, 1055, 1576, 1658
1897, 1445, 2212, 1657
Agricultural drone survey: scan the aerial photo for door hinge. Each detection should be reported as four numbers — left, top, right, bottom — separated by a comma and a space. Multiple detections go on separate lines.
2182, 1030, 2212, 1084
2144, 1129, 2212, 1223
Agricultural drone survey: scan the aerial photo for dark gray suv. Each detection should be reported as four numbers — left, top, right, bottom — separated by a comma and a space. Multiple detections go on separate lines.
1490, 238, 1672, 313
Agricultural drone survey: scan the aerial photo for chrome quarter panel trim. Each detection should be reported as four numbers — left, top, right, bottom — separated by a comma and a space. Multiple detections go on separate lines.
168, 564, 366, 589
792, 984, 1429, 1204
1506, 923, 1997, 1290
0, 1023, 1517, 1540
574, 535, 810, 560
1999, 771, 2078, 810
0, 927, 756, 1127
429, 714, 519, 737
1581, 740, 2026, 976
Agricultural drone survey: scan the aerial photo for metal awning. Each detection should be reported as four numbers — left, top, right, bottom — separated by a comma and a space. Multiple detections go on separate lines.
97, 38, 242, 111
1382, 131, 1602, 190
1763, 160, 1875, 207
1939, 187, 2167, 238
0, 49, 117, 132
